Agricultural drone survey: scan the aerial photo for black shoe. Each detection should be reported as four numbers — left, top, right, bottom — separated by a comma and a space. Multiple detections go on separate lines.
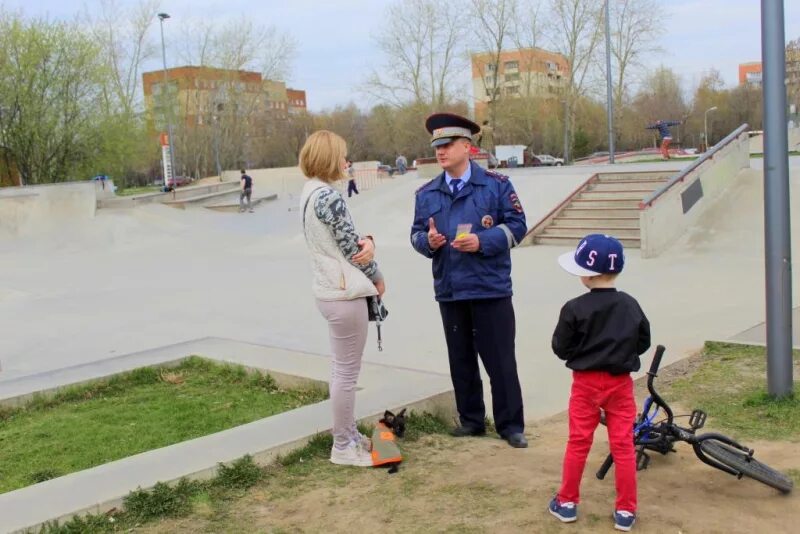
504, 432, 528, 448
450, 425, 486, 437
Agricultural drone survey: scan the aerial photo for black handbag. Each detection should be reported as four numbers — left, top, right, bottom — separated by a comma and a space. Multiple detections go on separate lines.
368, 296, 388, 322
368, 296, 388, 351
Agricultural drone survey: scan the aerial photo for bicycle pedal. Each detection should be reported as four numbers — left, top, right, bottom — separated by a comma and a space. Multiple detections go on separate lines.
689, 409, 707, 430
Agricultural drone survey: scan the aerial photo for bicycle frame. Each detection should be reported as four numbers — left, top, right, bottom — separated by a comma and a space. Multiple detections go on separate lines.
597, 345, 757, 481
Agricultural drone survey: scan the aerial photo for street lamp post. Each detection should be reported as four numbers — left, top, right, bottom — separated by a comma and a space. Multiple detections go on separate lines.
761, 0, 793, 397
604, 0, 615, 164
704, 106, 718, 151
158, 13, 177, 188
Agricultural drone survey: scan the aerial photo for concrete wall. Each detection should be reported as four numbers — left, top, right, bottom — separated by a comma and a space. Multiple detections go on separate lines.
749, 127, 800, 154
223, 162, 385, 197
0, 181, 96, 238
641, 129, 750, 258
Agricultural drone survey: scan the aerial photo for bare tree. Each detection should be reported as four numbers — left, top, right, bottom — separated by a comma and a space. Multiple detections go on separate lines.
787, 37, 800, 112
494, 0, 547, 146
365, 0, 465, 108
470, 0, 517, 125
166, 17, 297, 177
547, 0, 604, 162
85, 0, 161, 115
511, 0, 544, 97
609, 0, 665, 111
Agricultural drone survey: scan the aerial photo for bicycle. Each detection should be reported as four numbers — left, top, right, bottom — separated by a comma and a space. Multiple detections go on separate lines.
596, 345, 793, 494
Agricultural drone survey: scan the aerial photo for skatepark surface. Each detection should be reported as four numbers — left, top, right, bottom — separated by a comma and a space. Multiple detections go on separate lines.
1, 158, 798, 420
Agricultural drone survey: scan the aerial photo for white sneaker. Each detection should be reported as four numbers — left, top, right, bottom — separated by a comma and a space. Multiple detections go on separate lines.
330, 442, 373, 467
352, 432, 372, 451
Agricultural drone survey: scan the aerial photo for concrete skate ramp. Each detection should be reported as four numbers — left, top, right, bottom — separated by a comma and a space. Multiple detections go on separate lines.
749, 127, 800, 154
2, 161, 799, 422
640, 124, 751, 257
0, 181, 96, 238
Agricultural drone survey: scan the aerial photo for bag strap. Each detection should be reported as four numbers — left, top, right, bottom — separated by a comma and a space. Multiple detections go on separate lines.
301, 186, 328, 239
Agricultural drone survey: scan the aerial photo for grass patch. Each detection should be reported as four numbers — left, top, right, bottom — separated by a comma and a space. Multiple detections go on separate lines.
37, 455, 265, 533
37, 410, 453, 533
116, 186, 162, 196
668, 342, 800, 440
0, 357, 326, 494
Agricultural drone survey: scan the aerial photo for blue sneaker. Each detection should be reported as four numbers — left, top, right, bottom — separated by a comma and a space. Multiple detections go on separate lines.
548, 497, 577, 523
614, 510, 636, 531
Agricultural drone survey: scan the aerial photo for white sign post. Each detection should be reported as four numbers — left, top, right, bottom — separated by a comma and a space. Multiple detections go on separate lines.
160, 132, 173, 187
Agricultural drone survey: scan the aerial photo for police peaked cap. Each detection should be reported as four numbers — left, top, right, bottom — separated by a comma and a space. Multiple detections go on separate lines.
425, 113, 481, 147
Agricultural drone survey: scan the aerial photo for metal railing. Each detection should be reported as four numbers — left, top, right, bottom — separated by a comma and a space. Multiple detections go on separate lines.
640, 123, 749, 208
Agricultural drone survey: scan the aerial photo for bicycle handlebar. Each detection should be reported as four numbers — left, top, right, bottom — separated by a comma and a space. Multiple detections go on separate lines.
646, 345, 674, 424
648, 345, 666, 376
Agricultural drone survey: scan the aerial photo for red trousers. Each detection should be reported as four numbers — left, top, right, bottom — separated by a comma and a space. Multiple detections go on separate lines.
660, 137, 672, 159
557, 371, 637, 512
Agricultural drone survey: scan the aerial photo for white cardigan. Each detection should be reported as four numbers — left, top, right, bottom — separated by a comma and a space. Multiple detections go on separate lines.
301, 178, 378, 301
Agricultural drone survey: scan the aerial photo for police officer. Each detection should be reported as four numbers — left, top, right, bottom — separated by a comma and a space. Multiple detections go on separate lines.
410, 113, 528, 448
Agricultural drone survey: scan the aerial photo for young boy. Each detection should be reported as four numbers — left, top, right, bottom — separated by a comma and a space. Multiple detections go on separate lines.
548, 234, 651, 532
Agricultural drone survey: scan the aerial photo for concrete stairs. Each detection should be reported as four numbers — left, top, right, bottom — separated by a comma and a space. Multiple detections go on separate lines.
527, 172, 672, 248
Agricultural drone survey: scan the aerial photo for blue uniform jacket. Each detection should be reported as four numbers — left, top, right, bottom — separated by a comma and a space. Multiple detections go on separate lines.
646, 120, 680, 139
410, 161, 527, 302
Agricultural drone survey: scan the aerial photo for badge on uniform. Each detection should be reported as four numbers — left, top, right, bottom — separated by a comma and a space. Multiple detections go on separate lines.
509, 193, 523, 213
481, 215, 494, 228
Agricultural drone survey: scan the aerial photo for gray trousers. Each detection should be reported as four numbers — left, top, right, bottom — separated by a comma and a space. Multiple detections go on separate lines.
240, 188, 252, 209
316, 298, 368, 449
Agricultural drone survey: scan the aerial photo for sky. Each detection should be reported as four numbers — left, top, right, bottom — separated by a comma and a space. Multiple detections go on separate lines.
6, 0, 800, 112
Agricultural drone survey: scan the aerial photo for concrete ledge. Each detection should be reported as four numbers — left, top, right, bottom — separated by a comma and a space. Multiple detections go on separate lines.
640, 128, 750, 258
0, 192, 38, 200
98, 182, 241, 209
0, 182, 96, 238
204, 193, 279, 212
0, 337, 454, 534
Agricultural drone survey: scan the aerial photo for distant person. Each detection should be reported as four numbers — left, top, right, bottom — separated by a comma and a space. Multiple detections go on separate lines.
548, 234, 651, 532
395, 154, 408, 175
475, 120, 495, 155
240, 169, 253, 212
346, 160, 359, 198
645, 119, 682, 160
299, 130, 383, 467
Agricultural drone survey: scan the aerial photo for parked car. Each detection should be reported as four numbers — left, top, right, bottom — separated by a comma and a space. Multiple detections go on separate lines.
523, 153, 543, 167
536, 154, 565, 166
166, 175, 192, 188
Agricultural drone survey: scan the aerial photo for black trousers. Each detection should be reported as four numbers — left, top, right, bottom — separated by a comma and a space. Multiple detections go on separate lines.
439, 297, 524, 436
347, 179, 359, 197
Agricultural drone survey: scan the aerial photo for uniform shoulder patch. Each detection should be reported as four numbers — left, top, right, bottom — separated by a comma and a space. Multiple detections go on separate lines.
415, 177, 438, 194
485, 169, 509, 182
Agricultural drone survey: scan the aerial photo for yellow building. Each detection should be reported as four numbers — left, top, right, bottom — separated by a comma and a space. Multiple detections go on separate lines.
471, 47, 569, 120
142, 66, 305, 133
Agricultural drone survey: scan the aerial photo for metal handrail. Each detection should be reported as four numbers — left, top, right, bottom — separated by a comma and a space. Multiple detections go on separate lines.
640, 123, 749, 208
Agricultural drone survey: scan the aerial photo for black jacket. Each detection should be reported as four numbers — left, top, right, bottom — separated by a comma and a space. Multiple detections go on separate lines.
552, 288, 651, 374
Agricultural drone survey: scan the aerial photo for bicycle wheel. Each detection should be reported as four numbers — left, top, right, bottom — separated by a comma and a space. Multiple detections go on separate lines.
699, 439, 794, 494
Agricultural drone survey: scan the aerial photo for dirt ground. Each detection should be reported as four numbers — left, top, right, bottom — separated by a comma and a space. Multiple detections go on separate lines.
142, 358, 800, 534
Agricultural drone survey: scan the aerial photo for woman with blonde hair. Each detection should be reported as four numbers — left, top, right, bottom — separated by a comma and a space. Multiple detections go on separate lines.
299, 130, 385, 467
